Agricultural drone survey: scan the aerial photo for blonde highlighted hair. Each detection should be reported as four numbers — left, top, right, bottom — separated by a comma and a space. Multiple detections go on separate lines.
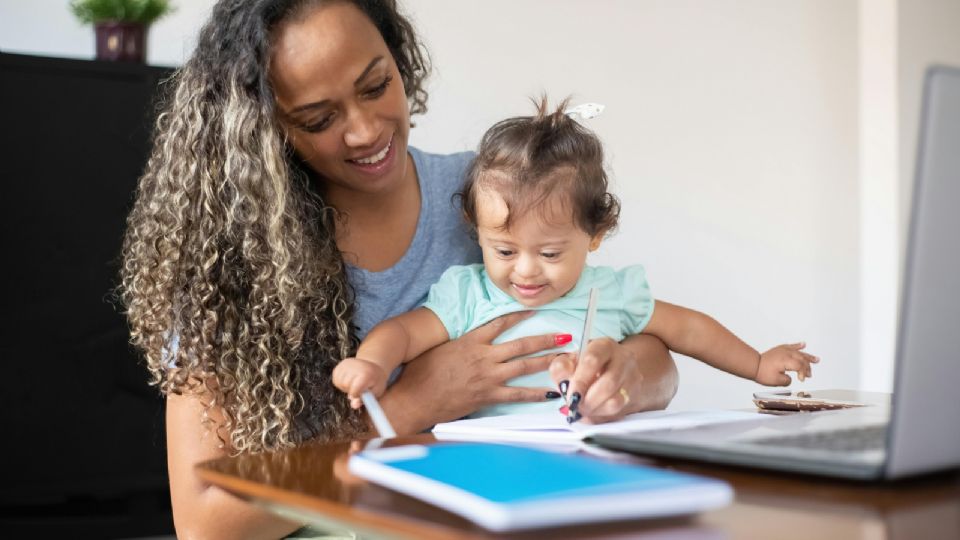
119, 0, 429, 453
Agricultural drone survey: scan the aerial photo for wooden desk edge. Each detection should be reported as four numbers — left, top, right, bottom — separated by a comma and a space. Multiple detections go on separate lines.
195, 463, 486, 540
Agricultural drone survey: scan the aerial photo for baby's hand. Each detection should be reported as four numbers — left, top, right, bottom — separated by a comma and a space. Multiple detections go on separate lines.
755, 342, 819, 386
332, 357, 389, 409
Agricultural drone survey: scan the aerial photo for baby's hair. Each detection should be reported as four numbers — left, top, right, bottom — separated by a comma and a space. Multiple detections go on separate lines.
460, 96, 620, 237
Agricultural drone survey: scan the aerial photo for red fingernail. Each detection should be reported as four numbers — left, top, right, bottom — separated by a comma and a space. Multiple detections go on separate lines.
554, 333, 573, 346
559, 405, 570, 415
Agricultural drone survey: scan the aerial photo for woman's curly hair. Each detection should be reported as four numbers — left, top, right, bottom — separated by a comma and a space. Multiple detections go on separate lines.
119, 0, 430, 454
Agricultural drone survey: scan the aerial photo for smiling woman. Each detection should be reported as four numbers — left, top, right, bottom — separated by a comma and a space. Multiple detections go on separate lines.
118, 0, 677, 538
271, 4, 414, 200
269, 3, 421, 273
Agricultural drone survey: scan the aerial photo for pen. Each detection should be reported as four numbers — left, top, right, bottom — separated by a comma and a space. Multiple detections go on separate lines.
567, 288, 599, 424
361, 391, 397, 438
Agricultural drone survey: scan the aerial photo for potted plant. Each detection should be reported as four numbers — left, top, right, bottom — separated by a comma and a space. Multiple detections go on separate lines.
70, 0, 174, 63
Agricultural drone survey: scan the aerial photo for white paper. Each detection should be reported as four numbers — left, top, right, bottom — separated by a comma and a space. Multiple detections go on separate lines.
433, 409, 767, 444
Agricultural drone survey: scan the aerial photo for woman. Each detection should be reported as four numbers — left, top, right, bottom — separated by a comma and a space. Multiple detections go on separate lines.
120, 0, 678, 537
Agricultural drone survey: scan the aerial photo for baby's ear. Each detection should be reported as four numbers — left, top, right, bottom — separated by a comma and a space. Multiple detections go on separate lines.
588, 230, 606, 251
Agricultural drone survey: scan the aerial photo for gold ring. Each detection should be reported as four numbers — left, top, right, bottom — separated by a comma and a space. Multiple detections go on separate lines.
619, 387, 631, 405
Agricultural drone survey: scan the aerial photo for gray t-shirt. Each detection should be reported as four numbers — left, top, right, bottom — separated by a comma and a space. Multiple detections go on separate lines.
346, 147, 482, 338
164, 148, 479, 366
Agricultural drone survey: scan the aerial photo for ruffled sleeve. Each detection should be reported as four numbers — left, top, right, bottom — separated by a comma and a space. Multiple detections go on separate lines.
421, 264, 485, 340
616, 265, 655, 335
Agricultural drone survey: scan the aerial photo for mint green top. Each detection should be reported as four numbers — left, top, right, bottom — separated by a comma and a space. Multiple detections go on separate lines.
422, 264, 655, 417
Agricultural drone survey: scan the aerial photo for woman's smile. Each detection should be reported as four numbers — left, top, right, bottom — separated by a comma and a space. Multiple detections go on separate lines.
346, 133, 396, 176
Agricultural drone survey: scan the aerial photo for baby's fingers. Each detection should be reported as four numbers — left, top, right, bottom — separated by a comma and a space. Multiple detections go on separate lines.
350, 396, 364, 410
790, 348, 818, 362
782, 356, 812, 382
347, 378, 370, 397
771, 372, 792, 386
791, 352, 816, 380
332, 364, 350, 392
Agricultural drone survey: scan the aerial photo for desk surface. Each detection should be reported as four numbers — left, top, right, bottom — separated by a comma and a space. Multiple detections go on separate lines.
197, 431, 960, 540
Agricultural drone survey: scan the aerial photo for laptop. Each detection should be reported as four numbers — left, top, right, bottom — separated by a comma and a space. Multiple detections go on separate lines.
591, 65, 960, 480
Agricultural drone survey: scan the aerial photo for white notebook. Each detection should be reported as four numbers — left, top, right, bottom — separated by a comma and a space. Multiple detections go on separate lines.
349, 442, 733, 531
433, 408, 767, 444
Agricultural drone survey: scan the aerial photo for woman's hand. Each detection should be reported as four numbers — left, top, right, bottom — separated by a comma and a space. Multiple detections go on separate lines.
549, 333, 677, 424
378, 311, 565, 435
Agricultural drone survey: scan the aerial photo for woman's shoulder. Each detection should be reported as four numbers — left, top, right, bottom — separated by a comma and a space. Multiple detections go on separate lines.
409, 146, 475, 186
409, 145, 476, 164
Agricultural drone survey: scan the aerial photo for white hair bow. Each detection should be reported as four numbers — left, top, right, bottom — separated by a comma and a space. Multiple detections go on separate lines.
564, 102, 605, 121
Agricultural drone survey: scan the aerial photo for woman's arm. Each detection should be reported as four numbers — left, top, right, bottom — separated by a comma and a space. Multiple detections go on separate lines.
378, 311, 565, 435
166, 391, 301, 540
619, 333, 678, 412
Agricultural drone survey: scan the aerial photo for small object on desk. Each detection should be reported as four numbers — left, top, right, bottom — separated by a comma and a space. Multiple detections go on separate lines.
567, 287, 599, 424
360, 391, 396, 438
753, 390, 868, 412
348, 441, 732, 532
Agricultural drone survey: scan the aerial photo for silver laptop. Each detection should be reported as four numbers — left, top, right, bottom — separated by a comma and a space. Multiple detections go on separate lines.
591, 66, 960, 480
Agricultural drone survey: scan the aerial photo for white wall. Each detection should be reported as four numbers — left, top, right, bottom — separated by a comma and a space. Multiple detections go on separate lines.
1, 1, 875, 410
858, 0, 899, 394
898, 0, 960, 240
855, 0, 960, 393
407, 0, 862, 410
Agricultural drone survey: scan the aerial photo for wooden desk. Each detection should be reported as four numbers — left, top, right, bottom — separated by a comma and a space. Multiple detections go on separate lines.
197, 433, 960, 539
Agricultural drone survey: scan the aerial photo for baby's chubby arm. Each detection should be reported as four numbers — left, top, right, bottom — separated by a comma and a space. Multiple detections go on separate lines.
332, 307, 449, 408
642, 300, 818, 385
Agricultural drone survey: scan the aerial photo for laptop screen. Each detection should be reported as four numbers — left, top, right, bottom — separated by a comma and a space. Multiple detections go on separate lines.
887, 66, 960, 477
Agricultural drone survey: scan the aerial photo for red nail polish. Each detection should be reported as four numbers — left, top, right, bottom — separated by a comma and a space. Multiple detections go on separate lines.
559, 405, 570, 415
554, 333, 573, 346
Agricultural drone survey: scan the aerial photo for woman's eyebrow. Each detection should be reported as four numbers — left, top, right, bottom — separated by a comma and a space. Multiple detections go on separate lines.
353, 55, 385, 85
285, 56, 385, 115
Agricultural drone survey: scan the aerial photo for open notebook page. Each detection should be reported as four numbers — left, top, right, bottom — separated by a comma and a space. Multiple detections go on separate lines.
433, 409, 768, 444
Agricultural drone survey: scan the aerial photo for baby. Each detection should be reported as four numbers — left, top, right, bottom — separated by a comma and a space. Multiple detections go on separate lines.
333, 98, 818, 419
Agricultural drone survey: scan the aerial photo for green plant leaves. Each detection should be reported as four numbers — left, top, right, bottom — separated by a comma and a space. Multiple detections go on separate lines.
70, 0, 174, 25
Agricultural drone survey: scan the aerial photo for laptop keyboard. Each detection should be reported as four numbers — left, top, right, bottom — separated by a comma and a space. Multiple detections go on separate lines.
748, 425, 887, 452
